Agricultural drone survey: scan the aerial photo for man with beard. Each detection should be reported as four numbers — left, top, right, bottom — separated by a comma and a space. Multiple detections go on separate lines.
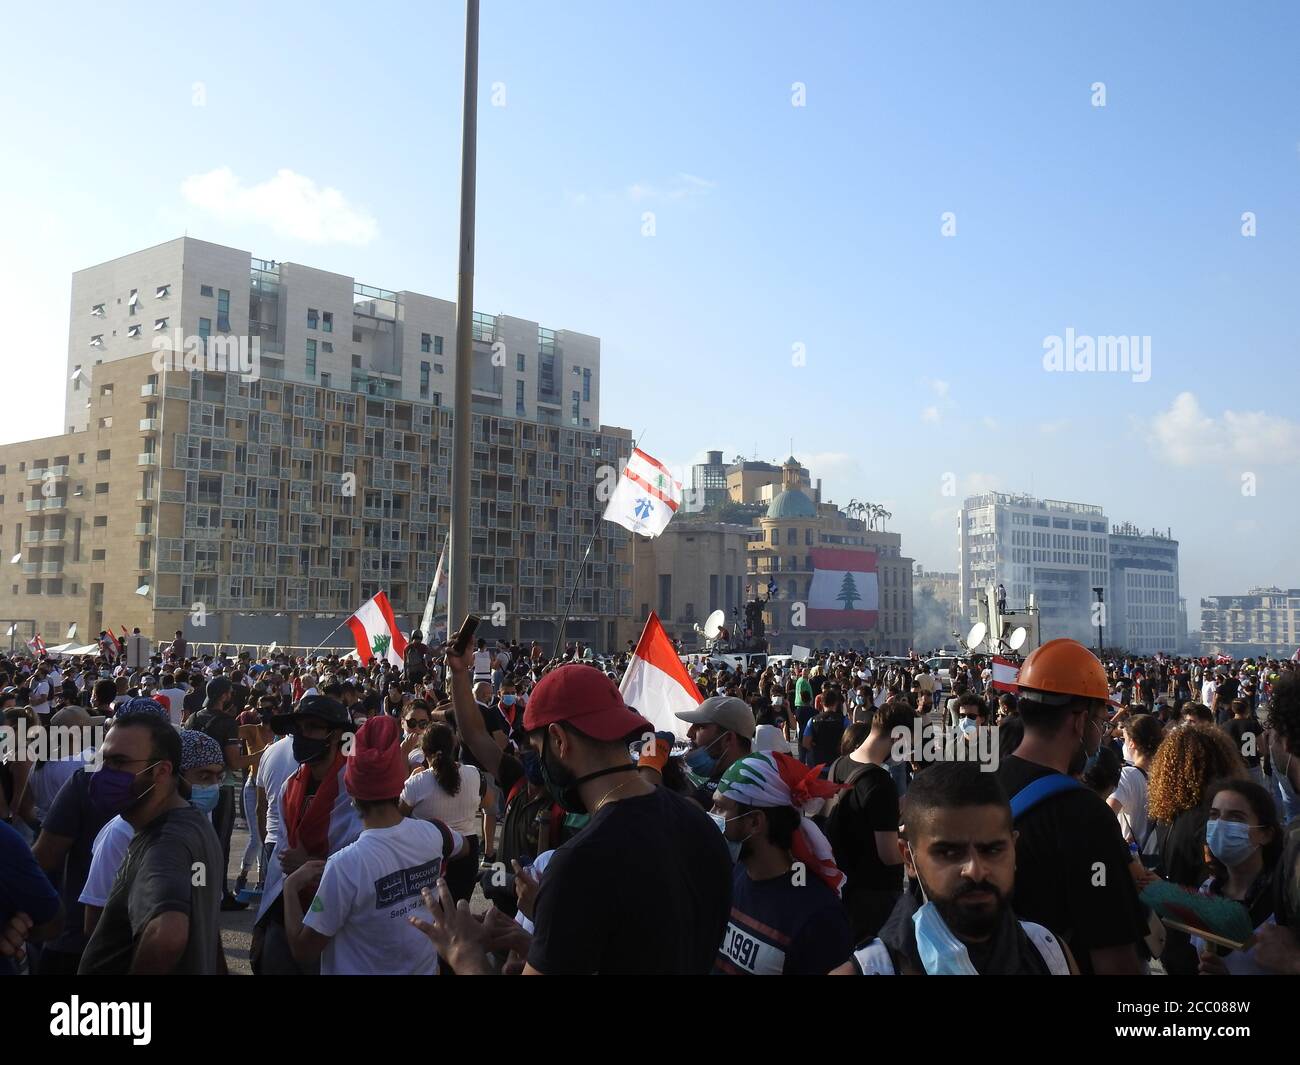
833, 761, 1076, 975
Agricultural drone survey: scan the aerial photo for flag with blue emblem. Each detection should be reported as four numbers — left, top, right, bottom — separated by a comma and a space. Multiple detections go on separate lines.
602, 448, 682, 538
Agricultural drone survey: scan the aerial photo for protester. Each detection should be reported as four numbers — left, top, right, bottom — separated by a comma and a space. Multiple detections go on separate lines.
834, 762, 1075, 975
399, 722, 484, 902
675, 695, 755, 808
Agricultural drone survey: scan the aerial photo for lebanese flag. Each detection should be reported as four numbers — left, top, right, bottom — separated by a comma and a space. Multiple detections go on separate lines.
990, 655, 1020, 693
603, 448, 683, 538
619, 612, 703, 741
347, 591, 407, 669
807, 548, 878, 630
27, 635, 46, 655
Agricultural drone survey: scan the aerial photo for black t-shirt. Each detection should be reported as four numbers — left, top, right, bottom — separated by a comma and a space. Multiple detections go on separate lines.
1224, 717, 1262, 767
40, 768, 112, 955
807, 712, 846, 767
190, 709, 240, 784
527, 785, 732, 974
78, 805, 224, 976
714, 864, 852, 974
823, 757, 903, 937
995, 755, 1147, 973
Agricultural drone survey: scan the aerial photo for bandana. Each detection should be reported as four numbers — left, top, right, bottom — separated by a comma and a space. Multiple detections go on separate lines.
716, 751, 848, 896
179, 729, 224, 772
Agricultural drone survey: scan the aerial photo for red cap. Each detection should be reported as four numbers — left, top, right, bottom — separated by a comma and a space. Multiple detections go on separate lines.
344, 715, 409, 801
523, 664, 652, 742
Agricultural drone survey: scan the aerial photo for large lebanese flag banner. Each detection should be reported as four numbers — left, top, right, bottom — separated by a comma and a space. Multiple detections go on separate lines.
347, 591, 407, 668
990, 655, 1020, 693
619, 612, 703, 741
806, 548, 878, 630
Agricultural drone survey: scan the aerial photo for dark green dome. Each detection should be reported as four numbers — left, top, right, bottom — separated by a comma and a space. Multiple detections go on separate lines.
766, 488, 817, 519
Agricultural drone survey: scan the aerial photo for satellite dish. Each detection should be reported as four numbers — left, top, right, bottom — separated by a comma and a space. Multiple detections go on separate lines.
703, 610, 726, 640
1008, 627, 1028, 651
8, 553, 20, 565
966, 622, 987, 650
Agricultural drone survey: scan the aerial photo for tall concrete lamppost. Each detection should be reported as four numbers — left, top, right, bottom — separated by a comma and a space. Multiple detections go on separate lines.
449, 0, 480, 637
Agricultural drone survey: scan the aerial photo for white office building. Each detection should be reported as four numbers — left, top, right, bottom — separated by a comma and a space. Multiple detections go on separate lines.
959, 492, 1109, 645
1107, 523, 1181, 654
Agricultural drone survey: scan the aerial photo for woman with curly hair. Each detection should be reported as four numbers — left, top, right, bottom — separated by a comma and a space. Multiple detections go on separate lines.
1147, 722, 1246, 973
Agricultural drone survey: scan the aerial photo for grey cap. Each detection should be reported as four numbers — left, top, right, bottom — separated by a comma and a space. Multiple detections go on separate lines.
674, 695, 756, 740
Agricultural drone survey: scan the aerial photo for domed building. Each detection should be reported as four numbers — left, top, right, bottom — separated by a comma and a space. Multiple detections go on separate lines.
747, 457, 913, 654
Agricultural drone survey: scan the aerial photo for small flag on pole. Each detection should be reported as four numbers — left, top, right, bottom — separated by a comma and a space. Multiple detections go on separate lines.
347, 591, 407, 669
619, 612, 703, 740
27, 635, 46, 655
990, 655, 1020, 693
602, 448, 682, 539
419, 541, 447, 640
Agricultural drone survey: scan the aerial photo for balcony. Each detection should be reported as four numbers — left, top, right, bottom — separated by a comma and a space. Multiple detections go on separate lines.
140, 383, 158, 397
135, 523, 153, 536
41, 562, 62, 575
23, 531, 41, 544
137, 453, 159, 466
139, 418, 160, 433
43, 529, 66, 542
24, 500, 42, 512
27, 465, 68, 483
42, 498, 67, 511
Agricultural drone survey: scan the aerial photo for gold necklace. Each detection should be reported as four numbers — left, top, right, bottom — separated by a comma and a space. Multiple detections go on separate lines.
593, 773, 641, 812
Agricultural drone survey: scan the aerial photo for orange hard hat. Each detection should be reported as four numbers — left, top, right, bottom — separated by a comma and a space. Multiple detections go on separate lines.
1016, 638, 1116, 706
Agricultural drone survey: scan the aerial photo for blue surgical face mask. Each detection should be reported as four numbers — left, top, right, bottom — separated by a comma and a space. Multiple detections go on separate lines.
189, 783, 220, 813
908, 859, 980, 975
958, 717, 977, 736
709, 810, 751, 863
1205, 819, 1259, 867
685, 733, 727, 777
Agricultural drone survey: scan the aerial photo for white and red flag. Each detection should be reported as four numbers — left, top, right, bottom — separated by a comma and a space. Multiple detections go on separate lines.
347, 591, 407, 668
990, 655, 1020, 693
807, 548, 879, 630
27, 635, 46, 655
603, 448, 682, 538
619, 612, 703, 740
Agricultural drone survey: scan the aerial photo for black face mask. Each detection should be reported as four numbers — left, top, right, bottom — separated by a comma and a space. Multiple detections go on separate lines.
292, 733, 332, 765
539, 731, 635, 814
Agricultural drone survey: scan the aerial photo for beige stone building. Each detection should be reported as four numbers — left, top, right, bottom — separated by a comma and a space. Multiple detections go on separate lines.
746, 459, 913, 654
0, 238, 637, 653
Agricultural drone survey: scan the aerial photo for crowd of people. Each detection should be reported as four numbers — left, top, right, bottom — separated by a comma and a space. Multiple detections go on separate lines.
2, 629, 1300, 977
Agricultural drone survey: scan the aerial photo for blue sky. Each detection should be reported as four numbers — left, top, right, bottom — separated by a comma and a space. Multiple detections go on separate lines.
2, 1, 1298, 628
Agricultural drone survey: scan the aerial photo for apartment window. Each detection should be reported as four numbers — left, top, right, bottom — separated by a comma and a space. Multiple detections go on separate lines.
126, 324, 142, 338
307, 308, 319, 330
516, 353, 525, 372
217, 289, 230, 331
515, 379, 525, 414
421, 333, 431, 353
434, 363, 443, 374
92, 549, 106, 560
155, 284, 170, 299
352, 354, 362, 368
89, 336, 102, 348
128, 289, 139, 313
582, 367, 591, 401
322, 311, 333, 333
200, 284, 213, 297
571, 390, 580, 424
198, 318, 211, 340
95, 482, 108, 494
322, 341, 333, 354
91, 303, 105, 317
154, 317, 168, 331
433, 335, 443, 355
93, 515, 107, 527
321, 372, 331, 389
100, 384, 113, 397
420, 362, 431, 399
96, 450, 110, 461
306, 339, 317, 377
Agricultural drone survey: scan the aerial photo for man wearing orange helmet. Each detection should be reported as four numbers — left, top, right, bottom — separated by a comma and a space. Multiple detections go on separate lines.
995, 638, 1147, 975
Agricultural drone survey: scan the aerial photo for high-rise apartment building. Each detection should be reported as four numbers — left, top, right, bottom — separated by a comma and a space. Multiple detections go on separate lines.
2, 238, 633, 651
1200, 587, 1300, 658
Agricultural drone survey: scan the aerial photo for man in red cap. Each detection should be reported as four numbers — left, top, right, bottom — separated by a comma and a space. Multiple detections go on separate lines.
414, 651, 732, 974
282, 715, 468, 975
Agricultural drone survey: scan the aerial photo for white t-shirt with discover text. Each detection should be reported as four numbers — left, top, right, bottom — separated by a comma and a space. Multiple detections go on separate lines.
303, 817, 463, 975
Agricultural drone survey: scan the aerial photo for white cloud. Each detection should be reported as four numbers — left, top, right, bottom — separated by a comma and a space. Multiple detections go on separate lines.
921, 405, 941, 423
181, 168, 378, 245
626, 173, 717, 202
1037, 419, 1068, 435
962, 472, 1001, 495
981, 416, 1000, 431
1150, 391, 1300, 466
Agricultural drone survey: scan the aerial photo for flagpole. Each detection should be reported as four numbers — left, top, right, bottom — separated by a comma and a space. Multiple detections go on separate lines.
304, 616, 355, 660
550, 429, 647, 662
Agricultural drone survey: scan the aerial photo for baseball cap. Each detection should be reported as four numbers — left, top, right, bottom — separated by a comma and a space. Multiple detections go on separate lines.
523, 664, 651, 742
51, 704, 107, 728
675, 695, 757, 740
270, 693, 352, 736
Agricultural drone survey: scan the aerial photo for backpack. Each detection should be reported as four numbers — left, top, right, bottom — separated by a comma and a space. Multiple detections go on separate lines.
1009, 772, 1084, 820
815, 756, 881, 864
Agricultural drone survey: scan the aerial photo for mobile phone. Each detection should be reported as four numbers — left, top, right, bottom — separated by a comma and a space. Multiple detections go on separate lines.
450, 615, 480, 657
